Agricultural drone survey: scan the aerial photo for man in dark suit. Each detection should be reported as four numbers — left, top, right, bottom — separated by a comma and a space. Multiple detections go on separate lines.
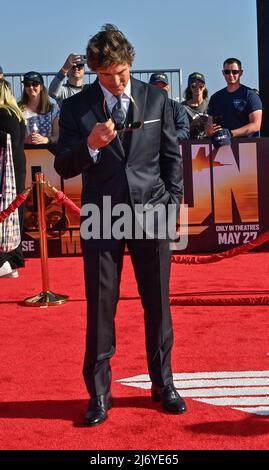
55, 24, 186, 427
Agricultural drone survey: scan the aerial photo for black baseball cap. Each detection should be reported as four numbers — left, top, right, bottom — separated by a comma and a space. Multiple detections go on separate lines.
149, 72, 169, 85
188, 72, 205, 86
211, 128, 232, 149
22, 71, 44, 84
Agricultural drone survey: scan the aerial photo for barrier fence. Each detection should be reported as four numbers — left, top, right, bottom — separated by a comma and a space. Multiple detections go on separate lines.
5, 68, 183, 102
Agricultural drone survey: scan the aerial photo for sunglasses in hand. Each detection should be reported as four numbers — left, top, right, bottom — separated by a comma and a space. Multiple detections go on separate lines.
103, 97, 142, 132
114, 121, 142, 132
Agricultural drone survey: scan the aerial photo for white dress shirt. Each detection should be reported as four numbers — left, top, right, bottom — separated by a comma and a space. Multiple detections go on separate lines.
88, 79, 131, 161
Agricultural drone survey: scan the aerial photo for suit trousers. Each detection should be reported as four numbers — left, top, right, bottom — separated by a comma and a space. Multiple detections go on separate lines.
82, 237, 174, 397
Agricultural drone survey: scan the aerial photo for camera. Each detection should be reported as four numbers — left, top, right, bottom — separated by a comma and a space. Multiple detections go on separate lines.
190, 114, 209, 139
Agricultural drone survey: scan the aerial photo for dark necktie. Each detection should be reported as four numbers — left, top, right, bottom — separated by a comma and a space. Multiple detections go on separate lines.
111, 95, 126, 126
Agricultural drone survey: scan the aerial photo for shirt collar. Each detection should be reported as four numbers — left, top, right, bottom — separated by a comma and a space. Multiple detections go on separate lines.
99, 79, 131, 103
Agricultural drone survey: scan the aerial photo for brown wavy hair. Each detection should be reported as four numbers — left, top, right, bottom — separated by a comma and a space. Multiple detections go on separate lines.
86, 23, 135, 71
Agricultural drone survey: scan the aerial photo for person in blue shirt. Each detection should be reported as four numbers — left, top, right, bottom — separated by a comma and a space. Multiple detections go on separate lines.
207, 58, 262, 138
149, 73, 190, 141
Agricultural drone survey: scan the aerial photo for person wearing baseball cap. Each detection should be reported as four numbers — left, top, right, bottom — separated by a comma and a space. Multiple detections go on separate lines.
149, 72, 169, 86
182, 72, 209, 139
188, 72, 205, 87
19, 71, 59, 145
48, 53, 86, 108
149, 72, 189, 141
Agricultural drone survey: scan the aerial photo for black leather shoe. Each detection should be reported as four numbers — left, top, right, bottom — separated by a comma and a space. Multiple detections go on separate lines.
84, 392, 112, 426
151, 384, 187, 413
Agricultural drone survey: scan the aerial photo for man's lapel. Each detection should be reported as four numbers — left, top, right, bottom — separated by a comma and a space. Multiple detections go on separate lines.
126, 78, 148, 159
83, 80, 105, 123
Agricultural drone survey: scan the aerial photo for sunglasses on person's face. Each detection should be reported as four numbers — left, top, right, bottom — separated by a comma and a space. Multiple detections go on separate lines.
72, 64, 84, 70
191, 82, 204, 89
103, 97, 142, 132
223, 70, 240, 75
24, 81, 41, 88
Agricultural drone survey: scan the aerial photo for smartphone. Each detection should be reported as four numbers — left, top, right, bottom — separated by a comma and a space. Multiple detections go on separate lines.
78, 54, 87, 64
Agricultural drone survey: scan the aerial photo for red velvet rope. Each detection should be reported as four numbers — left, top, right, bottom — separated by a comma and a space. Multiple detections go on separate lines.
0, 189, 32, 223
170, 295, 269, 306
53, 189, 80, 216
2, 184, 268, 305
172, 229, 269, 264
170, 231, 269, 305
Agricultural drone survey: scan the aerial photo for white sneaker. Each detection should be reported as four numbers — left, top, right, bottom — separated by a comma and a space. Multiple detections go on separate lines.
0, 261, 12, 277
0, 262, 19, 278
1, 269, 19, 278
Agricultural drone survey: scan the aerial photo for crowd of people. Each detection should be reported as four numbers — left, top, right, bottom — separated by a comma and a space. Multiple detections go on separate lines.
0, 54, 263, 154
0, 55, 263, 257
0, 25, 264, 427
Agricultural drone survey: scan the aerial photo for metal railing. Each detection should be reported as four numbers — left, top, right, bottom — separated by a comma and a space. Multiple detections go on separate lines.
5, 68, 183, 102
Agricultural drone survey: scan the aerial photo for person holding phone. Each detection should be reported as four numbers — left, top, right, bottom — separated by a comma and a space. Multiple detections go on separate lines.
207, 58, 262, 138
48, 53, 87, 108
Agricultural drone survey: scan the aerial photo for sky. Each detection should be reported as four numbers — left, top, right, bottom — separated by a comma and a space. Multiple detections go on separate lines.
0, 0, 259, 99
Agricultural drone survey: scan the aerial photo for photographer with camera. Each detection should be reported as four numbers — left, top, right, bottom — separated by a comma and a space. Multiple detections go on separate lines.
207, 58, 263, 148
48, 53, 87, 108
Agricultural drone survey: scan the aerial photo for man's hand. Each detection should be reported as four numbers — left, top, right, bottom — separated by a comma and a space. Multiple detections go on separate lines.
61, 54, 82, 75
87, 119, 117, 150
207, 123, 222, 137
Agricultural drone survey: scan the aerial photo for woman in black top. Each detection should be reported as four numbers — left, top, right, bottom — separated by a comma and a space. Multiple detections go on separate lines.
0, 80, 26, 277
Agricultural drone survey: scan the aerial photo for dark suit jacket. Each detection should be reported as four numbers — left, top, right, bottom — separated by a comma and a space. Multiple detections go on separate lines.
55, 77, 183, 221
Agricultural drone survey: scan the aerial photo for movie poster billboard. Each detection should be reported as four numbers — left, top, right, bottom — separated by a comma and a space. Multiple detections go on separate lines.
22, 138, 269, 257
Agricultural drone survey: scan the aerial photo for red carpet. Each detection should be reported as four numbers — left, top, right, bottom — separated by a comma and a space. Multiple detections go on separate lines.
1, 253, 269, 450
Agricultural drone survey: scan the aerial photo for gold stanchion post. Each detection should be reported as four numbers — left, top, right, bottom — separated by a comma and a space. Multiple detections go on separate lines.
24, 172, 69, 306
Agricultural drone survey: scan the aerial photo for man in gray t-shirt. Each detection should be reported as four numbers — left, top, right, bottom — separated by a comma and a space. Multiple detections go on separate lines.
49, 53, 86, 107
